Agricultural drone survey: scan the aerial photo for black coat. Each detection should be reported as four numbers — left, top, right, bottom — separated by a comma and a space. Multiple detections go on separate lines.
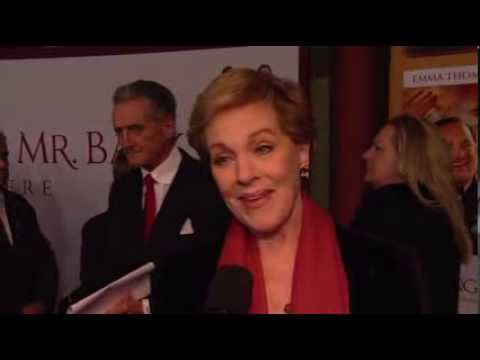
79, 148, 231, 313
337, 225, 428, 314
351, 183, 460, 313
0, 188, 58, 313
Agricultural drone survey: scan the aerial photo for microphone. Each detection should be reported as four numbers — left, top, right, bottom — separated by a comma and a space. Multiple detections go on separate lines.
205, 265, 253, 314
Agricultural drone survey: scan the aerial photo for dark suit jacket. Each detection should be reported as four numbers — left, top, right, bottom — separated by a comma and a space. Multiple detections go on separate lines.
80, 211, 109, 287
0, 188, 58, 313
81, 148, 231, 313
351, 183, 460, 313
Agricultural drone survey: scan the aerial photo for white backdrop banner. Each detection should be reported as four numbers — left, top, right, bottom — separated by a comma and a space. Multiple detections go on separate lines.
0, 46, 300, 304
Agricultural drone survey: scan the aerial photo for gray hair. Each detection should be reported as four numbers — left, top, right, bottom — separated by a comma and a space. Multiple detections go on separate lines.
113, 79, 177, 120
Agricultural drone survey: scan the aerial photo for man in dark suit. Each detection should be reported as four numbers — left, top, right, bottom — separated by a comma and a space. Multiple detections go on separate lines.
0, 131, 58, 314
82, 80, 230, 314
436, 117, 477, 254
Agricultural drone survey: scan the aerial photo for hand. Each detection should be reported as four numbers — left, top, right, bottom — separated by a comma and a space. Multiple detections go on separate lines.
403, 90, 439, 119
105, 294, 145, 315
21, 302, 46, 314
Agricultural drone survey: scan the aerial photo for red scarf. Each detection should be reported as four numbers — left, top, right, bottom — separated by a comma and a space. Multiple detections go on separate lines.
218, 194, 350, 314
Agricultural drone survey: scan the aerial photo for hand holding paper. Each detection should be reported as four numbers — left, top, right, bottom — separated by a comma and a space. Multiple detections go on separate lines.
105, 293, 145, 314
67, 262, 155, 314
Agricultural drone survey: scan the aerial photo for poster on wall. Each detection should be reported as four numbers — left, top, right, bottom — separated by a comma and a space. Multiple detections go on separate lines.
402, 65, 477, 127
402, 64, 478, 314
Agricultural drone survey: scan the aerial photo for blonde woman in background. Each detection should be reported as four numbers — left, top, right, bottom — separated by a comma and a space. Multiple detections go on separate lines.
352, 115, 472, 313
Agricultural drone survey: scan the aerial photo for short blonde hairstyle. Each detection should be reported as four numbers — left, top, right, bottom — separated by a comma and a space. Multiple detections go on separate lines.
188, 67, 314, 162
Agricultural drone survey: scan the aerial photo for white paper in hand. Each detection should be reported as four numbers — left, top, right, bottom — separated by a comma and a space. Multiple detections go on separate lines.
67, 262, 155, 314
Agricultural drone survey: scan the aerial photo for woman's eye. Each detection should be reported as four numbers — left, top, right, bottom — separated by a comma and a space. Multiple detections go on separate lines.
255, 144, 274, 155
212, 156, 231, 166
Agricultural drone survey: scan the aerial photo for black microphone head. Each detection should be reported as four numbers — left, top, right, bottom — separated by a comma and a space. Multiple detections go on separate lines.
206, 265, 253, 314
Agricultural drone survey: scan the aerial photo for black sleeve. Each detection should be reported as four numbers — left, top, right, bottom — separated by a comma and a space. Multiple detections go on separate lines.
80, 213, 109, 287
410, 218, 460, 314
22, 199, 59, 313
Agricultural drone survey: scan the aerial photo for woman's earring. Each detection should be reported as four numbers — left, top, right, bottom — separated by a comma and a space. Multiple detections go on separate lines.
257, 64, 272, 74
300, 166, 310, 179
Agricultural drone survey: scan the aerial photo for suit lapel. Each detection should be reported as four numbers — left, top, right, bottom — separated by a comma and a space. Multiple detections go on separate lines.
148, 151, 194, 252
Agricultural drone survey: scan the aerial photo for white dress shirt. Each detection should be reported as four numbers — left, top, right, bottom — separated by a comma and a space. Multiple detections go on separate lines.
140, 147, 182, 215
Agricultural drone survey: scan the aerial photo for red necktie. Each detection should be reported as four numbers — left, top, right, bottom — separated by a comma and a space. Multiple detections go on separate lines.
143, 174, 157, 242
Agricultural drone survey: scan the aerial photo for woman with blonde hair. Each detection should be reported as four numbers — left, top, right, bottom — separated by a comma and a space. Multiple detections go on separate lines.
352, 114, 472, 313
189, 68, 426, 314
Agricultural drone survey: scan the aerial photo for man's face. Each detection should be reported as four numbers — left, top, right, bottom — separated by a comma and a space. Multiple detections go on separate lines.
112, 98, 175, 171
439, 121, 478, 191
0, 135, 9, 188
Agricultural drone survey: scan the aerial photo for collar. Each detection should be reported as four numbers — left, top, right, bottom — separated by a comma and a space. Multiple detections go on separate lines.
141, 147, 182, 185
463, 179, 477, 197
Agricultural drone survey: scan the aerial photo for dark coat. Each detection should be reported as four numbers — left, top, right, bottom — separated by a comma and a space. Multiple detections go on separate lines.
351, 183, 461, 313
0, 188, 58, 313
